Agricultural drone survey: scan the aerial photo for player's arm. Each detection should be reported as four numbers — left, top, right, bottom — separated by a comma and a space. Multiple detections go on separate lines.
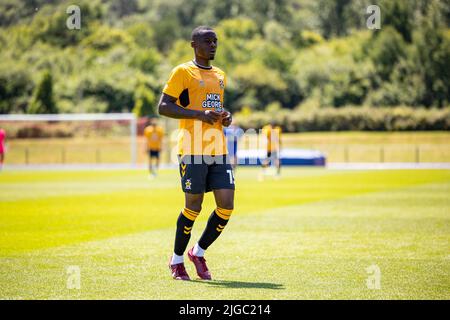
158, 93, 222, 125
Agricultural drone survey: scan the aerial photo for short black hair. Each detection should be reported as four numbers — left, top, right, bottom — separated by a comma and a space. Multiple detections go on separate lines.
191, 26, 214, 41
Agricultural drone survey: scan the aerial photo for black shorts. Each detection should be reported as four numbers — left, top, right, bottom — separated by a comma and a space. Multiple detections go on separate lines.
178, 155, 235, 194
149, 150, 160, 158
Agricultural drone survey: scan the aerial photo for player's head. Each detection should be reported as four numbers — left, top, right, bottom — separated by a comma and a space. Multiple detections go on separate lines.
191, 26, 217, 61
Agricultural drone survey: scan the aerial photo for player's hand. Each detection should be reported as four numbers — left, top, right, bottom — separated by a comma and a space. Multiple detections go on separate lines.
197, 110, 222, 125
221, 111, 232, 127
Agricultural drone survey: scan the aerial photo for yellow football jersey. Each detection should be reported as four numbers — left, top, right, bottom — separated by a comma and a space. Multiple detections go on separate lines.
162, 61, 227, 156
262, 124, 282, 152
144, 125, 164, 151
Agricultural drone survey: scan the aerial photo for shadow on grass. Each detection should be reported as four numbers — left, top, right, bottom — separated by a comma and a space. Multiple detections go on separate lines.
191, 279, 284, 290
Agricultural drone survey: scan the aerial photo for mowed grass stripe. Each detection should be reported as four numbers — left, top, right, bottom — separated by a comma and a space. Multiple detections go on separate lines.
0, 169, 179, 201
0, 169, 449, 254
0, 181, 448, 299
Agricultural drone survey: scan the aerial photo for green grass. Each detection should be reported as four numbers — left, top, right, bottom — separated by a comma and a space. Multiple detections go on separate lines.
0, 167, 449, 299
5, 131, 450, 164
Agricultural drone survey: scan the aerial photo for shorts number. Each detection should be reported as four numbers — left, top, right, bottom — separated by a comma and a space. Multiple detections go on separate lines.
226, 169, 235, 185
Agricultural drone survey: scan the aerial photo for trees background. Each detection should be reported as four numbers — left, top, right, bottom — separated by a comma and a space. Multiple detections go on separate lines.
0, 0, 448, 129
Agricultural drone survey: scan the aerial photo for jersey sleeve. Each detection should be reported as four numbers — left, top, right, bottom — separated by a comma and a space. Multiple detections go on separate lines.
162, 66, 186, 99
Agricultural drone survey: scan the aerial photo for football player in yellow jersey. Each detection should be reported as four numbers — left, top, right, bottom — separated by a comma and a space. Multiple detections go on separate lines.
143, 117, 164, 178
158, 26, 234, 281
261, 121, 282, 177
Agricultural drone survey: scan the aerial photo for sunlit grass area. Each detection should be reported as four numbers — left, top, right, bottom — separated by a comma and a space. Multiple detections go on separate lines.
0, 167, 449, 299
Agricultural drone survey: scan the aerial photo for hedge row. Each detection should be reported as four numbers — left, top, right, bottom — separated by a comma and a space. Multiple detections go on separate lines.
234, 107, 450, 132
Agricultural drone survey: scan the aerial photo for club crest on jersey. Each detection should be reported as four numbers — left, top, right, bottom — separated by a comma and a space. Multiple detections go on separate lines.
185, 179, 192, 190
219, 79, 224, 89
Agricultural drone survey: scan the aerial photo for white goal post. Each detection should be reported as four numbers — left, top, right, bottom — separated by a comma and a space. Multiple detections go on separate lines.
0, 113, 138, 166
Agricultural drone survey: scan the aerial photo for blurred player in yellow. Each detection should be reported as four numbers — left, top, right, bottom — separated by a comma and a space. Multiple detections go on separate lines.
143, 117, 164, 178
261, 121, 282, 178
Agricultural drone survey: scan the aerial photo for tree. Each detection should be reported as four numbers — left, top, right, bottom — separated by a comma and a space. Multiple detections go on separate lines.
126, 22, 155, 48
0, 66, 33, 113
232, 62, 288, 110
369, 27, 407, 81
130, 48, 161, 74
133, 85, 156, 117
80, 79, 134, 113
32, 2, 103, 47
412, 1, 450, 107
28, 71, 57, 114
81, 26, 132, 51
380, 0, 414, 42
0, 0, 58, 27
316, 0, 352, 38
263, 21, 291, 44
108, 0, 139, 19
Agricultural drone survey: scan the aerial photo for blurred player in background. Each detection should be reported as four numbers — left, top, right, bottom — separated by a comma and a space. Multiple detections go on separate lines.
143, 118, 164, 178
260, 121, 282, 179
224, 122, 243, 170
0, 128, 5, 171
158, 26, 234, 281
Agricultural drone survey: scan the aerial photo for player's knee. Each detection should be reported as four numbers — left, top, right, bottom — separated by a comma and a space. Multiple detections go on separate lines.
217, 199, 233, 211
185, 200, 202, 213
216, 193, 234, 211
185, 194, 203, 212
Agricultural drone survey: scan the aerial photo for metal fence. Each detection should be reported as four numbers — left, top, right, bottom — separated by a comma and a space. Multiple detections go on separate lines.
306, 144, 450, 163
4, 142, 450, 165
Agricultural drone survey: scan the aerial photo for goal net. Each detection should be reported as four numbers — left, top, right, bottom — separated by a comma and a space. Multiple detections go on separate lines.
0, 113, 138, 167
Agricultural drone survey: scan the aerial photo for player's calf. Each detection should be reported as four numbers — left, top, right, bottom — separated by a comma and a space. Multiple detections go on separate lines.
198, 207, 233, 250
173, 207, 199, 258
169, 207, 200, 280
188, 207, 233, 280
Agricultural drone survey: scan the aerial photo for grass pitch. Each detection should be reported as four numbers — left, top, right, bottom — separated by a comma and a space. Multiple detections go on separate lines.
0, 167, 449, 299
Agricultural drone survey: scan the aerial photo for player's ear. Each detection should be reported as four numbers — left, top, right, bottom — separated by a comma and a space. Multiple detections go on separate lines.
191, 41, 195, 49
